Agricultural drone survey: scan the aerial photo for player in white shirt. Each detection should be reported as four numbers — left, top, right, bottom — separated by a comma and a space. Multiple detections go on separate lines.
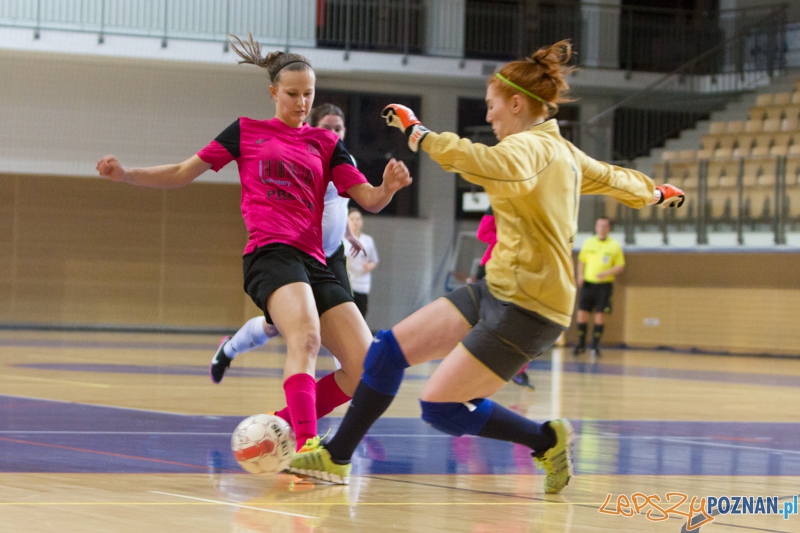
343, 208, 379, 318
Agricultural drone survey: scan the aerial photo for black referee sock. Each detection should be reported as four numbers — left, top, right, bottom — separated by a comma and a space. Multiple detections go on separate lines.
592, 324, 604, 348
324, 380, 395, 464
477, 402, 556, 454
576, 322, 588, 348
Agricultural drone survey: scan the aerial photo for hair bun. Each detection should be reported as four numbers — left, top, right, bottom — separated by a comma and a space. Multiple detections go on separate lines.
265, 51, 284, 67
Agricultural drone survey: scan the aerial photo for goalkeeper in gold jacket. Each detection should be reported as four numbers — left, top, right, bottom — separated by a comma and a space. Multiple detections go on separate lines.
290, 40, 685, 492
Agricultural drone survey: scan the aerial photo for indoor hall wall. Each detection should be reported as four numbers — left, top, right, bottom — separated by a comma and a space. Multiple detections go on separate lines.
0, 50, 271, 183
0, 172, 446, 332
0, 51, 479, 330
0, 173, 255, 328
566, 251, 800, 356
2, 49, 653, 333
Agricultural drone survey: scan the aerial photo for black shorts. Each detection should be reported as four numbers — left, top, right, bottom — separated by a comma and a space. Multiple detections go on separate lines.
243, 243, 354, 324
443, 280, 564, 381
578, 282, 614, 314
326, 243, 352, 295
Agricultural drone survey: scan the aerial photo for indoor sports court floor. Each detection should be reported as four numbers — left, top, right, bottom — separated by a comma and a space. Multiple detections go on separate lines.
1, 328, 799, 532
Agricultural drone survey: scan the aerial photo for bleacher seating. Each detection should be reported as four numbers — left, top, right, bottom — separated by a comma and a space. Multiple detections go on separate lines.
651, 80, 800, 228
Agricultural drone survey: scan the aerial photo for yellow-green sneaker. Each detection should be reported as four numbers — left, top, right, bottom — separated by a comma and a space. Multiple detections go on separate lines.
534, 418, 574, 494
296, 435, 321, 454
289, 438, 351, 485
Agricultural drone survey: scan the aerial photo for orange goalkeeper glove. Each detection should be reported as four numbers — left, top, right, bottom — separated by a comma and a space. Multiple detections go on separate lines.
381, 104, 430, 152
650, 184, 685, 208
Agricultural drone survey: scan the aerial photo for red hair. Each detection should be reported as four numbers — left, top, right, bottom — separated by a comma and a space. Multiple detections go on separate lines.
489, 40, 576, 116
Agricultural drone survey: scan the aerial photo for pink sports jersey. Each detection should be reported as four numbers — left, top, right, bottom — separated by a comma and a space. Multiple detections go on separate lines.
197, 117, 367, 263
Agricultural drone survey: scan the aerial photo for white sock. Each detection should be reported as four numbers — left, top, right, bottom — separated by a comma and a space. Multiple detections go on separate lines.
224, 317, 271, 359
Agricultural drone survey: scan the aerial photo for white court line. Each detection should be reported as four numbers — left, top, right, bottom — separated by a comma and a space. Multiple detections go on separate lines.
0, 430, 789, 452
646, 436, 800, 456
584, 434, 800, 455
5, 374, 110, 388
149, 490, 315, 519
0, 393, 199, 416
550, 346, 562, 421
4, 431, 794, 456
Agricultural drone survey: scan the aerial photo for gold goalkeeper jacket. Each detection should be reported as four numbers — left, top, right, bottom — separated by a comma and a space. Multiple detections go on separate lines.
421, 119, 655, 328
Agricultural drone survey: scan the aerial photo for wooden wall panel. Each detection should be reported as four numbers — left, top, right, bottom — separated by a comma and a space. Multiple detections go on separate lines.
161, 286, 249, 327
15, 176, 165, 214
622, 252, 800, 289
3, 173, 798, 353
15, 211, 163, 251
163, 215, 247, 255
0, 282, 10, 319
2, 174, 250, 329
163, 251, 242, 286
624, 287, 800, 354
0, 176, 16, 289
57, 283, 164, 325
565, 251, 800, 354
164, 184, 242, 215
0, 245, 11, 282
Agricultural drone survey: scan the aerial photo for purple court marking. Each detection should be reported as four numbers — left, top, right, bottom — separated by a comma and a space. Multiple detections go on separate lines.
11, 360, 800, 387
9, 363, 426, 380
0, 338, 288, 354
1, 395, 799, 477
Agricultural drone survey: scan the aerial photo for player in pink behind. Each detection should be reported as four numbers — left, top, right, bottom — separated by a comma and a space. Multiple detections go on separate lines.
474, 207, 496, 282
95, 33, 412, 451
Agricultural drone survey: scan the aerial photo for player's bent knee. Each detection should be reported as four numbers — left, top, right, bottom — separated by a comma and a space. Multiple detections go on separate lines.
419, 399, 494, 437
362, 329, 409, 396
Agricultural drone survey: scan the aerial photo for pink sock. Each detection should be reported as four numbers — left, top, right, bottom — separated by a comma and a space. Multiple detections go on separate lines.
274, 373, 352, 425
314, 372, 352, 418
274, 406, 292, 425
283, 373, 317, 451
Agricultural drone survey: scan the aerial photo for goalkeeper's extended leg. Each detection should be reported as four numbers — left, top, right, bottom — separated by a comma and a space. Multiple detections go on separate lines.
420, 398, 573, 494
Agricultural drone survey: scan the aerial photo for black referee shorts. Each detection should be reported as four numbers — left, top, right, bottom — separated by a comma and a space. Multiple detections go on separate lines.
578, 281, 614, 314
442, 280, 564, 381
243, 243, 354, 324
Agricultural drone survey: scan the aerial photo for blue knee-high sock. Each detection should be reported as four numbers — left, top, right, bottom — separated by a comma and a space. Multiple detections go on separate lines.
477, 402, 556, 455
418, 399, 555, 455
325, 329, 408, 463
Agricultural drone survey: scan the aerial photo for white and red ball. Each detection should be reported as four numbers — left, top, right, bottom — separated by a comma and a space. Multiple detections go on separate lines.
231, 414, 296, 475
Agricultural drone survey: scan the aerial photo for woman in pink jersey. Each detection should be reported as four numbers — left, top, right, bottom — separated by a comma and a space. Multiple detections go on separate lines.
95, 34, 412, 451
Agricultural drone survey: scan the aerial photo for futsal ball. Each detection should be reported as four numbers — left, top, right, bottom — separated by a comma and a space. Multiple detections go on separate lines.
231, 414, 296, 475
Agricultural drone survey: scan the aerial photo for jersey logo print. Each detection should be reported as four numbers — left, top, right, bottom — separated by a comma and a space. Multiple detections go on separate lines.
306, 141, 321, 156
260, 159, 315, 213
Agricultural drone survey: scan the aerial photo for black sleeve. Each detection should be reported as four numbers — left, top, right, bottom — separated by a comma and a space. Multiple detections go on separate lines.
215, 119, 241, 159
330, 139, 356, 170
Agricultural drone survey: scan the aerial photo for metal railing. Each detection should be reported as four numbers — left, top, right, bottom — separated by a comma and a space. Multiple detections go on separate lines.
0, 0, 790, 74
567, 3, 789, 168
0, 0, 317, 48
606, 154, 797, 247
611, 108, 711, 162
316, 0, 424, 58
585, 4, 788, 128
